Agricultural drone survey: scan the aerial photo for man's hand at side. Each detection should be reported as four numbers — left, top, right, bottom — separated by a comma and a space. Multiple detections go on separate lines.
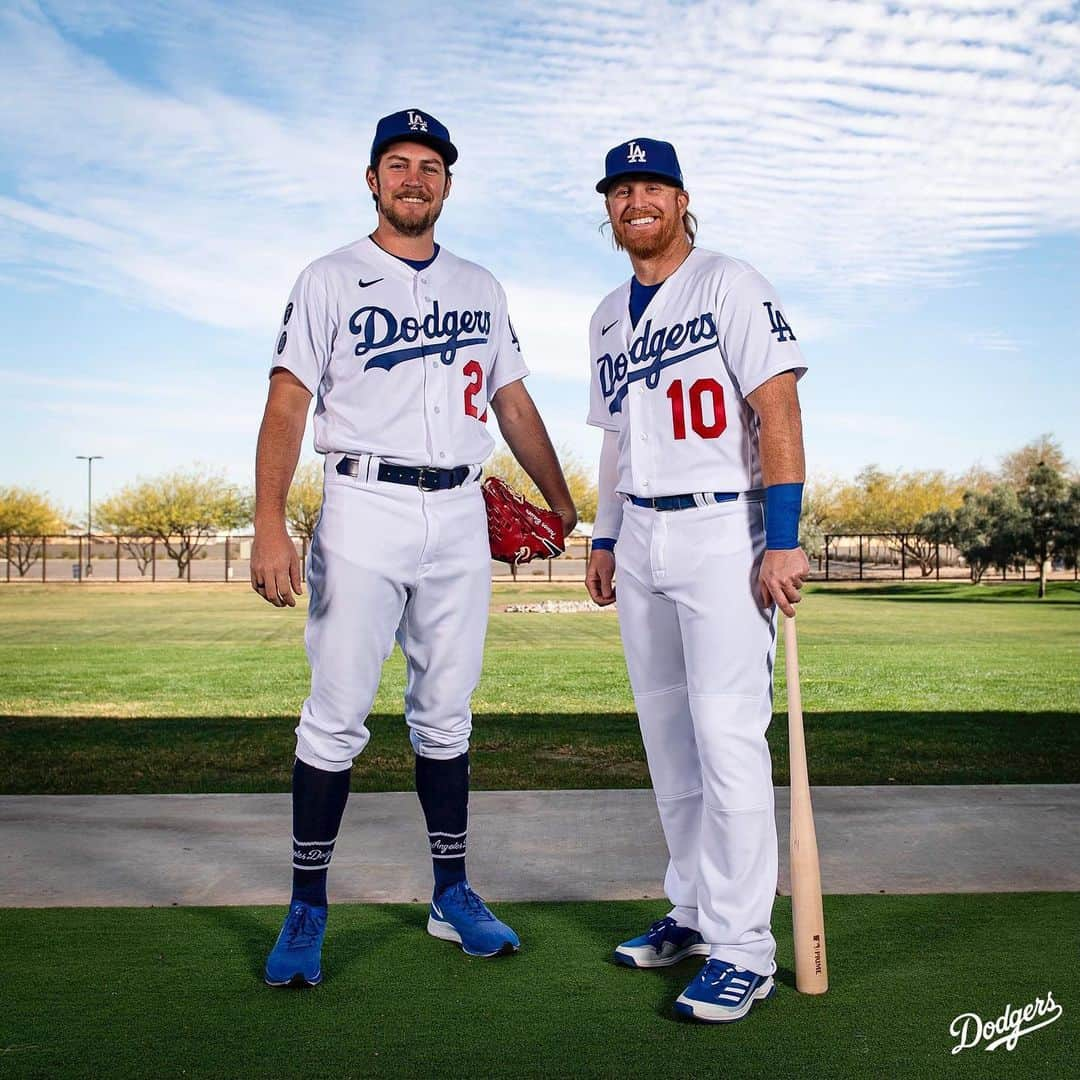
252, 368, 312, 608
251, 524, 303, 607
758, 547, 809, 618
586, 549, 617, 607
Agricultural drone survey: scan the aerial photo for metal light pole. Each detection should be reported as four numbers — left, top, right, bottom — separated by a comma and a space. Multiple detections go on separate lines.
76, 455, 103, 576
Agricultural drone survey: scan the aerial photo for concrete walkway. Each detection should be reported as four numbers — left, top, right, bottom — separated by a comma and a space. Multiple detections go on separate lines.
1, 786, 1077, 908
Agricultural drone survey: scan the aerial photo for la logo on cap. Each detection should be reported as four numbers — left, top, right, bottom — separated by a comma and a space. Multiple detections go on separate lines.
627, 141, 647, 163
407, 111, 428, 132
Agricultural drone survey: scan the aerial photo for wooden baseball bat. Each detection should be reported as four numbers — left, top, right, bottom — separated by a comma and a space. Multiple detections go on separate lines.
784, 614, 828, 994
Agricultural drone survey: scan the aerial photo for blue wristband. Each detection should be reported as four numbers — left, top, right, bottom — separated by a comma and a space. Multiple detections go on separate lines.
591, 537, 616, 552
764, 483, 803, 550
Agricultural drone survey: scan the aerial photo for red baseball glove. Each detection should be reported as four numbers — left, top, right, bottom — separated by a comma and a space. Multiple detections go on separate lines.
482, 477, 566, 565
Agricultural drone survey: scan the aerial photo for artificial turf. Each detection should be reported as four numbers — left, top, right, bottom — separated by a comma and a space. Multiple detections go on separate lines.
0, 895, 1075, 1079
2, 581, 1078, 793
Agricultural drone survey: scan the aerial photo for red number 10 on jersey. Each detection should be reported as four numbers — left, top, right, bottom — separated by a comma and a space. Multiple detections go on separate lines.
665, 377, 726, 440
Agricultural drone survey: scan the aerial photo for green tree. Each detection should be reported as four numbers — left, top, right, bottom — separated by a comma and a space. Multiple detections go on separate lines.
0, 487, 66, 577
944, 487, 1024, 584
1017, 462, 1068, 599
985, 487, 1028, 580
485, 446, 597, 527
286, 460, 323, 541
1058, 481, 1080, 575
98, 469, 252, 579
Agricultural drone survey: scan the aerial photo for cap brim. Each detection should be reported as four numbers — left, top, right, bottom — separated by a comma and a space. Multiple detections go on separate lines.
372, 134, 458, 167
596, 169, 682, 194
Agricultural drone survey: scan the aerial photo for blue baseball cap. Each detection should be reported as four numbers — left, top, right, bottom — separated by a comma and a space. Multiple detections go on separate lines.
370, 109, 458, 167
596, 138, 683, 193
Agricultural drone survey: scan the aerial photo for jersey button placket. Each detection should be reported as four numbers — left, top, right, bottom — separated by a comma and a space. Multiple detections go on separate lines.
414, 276, 437, 467
421, 276, 452, 468
627, 380, 650, 495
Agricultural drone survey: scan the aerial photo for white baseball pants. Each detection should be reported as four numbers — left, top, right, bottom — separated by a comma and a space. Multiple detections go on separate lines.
616, 495, 779, 976
295, 453, 490, 771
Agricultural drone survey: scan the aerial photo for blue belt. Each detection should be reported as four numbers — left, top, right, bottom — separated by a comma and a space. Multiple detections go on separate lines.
626, 491, 739, 511
336, 456, 472, 491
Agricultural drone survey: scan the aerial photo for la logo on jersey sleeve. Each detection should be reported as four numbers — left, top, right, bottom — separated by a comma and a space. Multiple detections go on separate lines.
763, 301, 796, 342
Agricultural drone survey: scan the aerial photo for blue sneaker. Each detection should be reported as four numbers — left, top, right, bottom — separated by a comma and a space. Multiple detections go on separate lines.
675, 959, 775, 1023
613, 916, 709, 968
264, 901, 327, 987
427, 882, 520, 957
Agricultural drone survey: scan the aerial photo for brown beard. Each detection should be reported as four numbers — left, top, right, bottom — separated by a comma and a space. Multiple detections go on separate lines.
612, 210, 684, 259
378, 190, 443, 237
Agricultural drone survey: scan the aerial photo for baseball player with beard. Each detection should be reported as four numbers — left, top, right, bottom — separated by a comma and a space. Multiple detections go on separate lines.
584, 139, 809, 1023
252, 108, 576, 986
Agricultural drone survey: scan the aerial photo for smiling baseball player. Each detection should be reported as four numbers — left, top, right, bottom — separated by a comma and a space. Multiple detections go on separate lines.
584, 138, 809, 1023
252, 108, 576, 987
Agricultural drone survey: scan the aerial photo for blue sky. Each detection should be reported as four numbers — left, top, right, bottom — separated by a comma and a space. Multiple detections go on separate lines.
1, 0, 1077, 518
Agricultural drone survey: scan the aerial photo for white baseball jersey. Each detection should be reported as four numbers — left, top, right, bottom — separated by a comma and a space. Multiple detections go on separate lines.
587, 248, 806, 496
271, 236, 528, 467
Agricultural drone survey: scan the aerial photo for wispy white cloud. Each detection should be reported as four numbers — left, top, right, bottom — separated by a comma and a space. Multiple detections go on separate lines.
965, 329, 1023, 352
0, 0, 1076, 351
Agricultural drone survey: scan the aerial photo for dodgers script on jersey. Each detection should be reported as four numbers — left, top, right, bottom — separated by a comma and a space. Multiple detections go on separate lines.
271, 237, 528, 467
587, 248, 806, 496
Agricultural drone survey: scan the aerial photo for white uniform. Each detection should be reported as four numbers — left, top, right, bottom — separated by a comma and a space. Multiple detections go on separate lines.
587, 247, 806, 976
273, 236, 528, 769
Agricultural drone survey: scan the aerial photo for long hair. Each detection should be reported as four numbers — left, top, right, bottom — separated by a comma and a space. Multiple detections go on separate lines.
599, 199, 697, 250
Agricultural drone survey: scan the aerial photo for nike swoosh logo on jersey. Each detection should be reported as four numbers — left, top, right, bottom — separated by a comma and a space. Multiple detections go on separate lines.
358, 277, 384, 288
602, 320, 619, 335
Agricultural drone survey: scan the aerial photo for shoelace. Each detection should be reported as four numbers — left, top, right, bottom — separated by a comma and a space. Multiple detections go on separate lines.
284, 904, 323, 948
645, 917, 678, 946
701, 960, 738, 987
454, 884, 495, 922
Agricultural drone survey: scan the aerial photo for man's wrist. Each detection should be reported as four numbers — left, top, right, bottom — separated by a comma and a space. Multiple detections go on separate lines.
764, 482, 803, 550
254, 512, 288, 533
591, 537, 616, 552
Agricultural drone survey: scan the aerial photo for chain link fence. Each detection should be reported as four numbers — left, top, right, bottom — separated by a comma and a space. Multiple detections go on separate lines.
813, 534, 1076, 582
0, 534, 594, 584
2, 533, 1074, 585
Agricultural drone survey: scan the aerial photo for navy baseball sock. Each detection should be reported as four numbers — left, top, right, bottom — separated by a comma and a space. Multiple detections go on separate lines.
415, 751, 469, 897
290, 758, 351, 908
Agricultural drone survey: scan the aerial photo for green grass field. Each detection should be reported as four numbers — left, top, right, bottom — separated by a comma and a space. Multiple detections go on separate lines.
3, 582, 1078, 1079
2, 581, 1079, 792
1, 895, 1076, 1079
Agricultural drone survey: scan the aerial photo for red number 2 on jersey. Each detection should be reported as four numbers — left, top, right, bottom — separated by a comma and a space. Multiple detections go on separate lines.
463, 360, 488, 422
665, 378, 726, 440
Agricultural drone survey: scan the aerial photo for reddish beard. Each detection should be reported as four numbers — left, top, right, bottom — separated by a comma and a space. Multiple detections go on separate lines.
612, 210, 684, 259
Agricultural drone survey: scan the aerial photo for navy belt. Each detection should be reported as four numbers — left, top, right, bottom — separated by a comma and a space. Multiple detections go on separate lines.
336, 456, 472, 491
626, 491, 739, 511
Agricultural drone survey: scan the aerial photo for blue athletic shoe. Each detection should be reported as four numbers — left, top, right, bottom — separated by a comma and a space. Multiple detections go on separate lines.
675, 959, 775, 1023
613, 916, 709, 968
264, 901, 327, 987
426, 882, 520, 957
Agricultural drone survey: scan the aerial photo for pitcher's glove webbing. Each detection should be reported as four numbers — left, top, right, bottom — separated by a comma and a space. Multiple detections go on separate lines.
482, 477, 566, 565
